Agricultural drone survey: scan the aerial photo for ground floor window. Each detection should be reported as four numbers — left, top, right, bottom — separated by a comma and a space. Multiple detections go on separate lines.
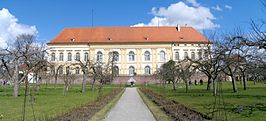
129, 66, 135, 76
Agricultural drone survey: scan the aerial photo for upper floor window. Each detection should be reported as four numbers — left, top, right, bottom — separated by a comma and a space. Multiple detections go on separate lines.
129, 51, 135, 61
175, 52, 179, 60
67, 52, 72, 61
184, 52, 188, 59
159, 50, 165, 61
84, 52, 89, 61
144, 51, 150, 61
144, 66, 151, 75
59, 52, 64, 61
51, 53, 55, 61
198, 51, 202, 60
191, 52, 195, 60
97, 51, 103, 62
110, 51, 119, 61
75, 52, 80, 61
129, 66, 135, 76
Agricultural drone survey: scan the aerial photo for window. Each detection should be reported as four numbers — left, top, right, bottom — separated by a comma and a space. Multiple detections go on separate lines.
198, 51, 202, 60
129, 66, 135, 76
67, 52, 72, 61
144, 66, 151, 75
75, 67, 80, 74
75, 52, 80, 61
113, 66, 119, 76
113, 51, 119, 61
144, 51, 150, 61
59, 52, 64, 61
191, 52, 195, 60
129, 51, 135, 61
184, 52, 188, 59
159, 50, 165, 61
58, 66, 63, 76
51, 53, 55, 61
97, 51, 103, 62
204, 51, 208, 59
175, 52, 179, 60
66, 66, 70, 74
84, 52, 89, 61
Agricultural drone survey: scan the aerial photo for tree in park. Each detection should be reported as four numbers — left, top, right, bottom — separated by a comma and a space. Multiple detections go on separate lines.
178, 59, 196, 93
0, 34, 47, 97
156, 60, 180, 90
91, 51, 118, 92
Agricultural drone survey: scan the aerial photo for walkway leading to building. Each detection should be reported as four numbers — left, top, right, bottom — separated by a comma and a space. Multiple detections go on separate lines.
104, 87, 156, 121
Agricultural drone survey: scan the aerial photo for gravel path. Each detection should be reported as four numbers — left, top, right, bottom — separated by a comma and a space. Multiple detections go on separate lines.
104, 87, 156, 121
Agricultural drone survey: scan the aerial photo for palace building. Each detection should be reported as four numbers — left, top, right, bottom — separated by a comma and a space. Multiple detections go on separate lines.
47, 26, 209, 83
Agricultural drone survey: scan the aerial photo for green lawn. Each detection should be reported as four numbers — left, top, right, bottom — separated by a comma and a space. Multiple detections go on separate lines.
143, 81, 266, 121
0, 84, 120, 121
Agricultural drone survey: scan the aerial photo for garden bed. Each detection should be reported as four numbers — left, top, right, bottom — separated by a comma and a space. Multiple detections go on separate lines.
139, 88, 211, 121
53, 88, 123, 121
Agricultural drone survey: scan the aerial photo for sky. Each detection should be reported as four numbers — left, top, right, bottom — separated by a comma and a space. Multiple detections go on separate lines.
0, 0, 265, 47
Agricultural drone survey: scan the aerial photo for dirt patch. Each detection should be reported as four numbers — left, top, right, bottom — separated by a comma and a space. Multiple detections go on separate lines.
139, 88, 211, 121
53, 88, 123, 121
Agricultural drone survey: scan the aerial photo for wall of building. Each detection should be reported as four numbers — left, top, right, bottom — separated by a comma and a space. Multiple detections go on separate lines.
47, 42, 208, 76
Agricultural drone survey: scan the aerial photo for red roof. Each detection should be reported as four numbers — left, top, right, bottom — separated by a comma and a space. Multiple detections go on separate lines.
48, 26, 209, 44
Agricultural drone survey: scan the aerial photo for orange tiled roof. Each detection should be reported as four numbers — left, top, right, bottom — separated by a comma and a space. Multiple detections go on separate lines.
48, 26, 209, 44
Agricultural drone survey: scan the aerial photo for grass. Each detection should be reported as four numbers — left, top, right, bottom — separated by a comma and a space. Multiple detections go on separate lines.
143, 81, 266, 121
0, 84, 121, 121
137, 88, 172, 121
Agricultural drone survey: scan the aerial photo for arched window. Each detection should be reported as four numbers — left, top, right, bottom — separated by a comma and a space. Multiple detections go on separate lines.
144, 66, 151, 75
97, 51, 103, 62
175, 52, 179, 60
75, 52, 80, 61
110, 51, 119, 61
129, 51, 135, 61
129, 66, 135, 76
198, 51, 202, 60
51, 53, 55, 61
59, 52, 64, 61
66, 66, 70, 74
144, 51, 150, 61
58, 66, 63, 76
184, 52, 188, 59
113, 66, 119, 76
159, 50, 165, 61
84, 52, 89, 61
75, 67, 80, 74
191, 52, 195, 60
67, 52, 72, 61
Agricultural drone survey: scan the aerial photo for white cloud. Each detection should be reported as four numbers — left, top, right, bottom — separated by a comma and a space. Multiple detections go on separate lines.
212, 5, 223, 11
0, 8, 37, 48
133, 2, 220, 30
225, 5, 232, 10
185, 0, 200, 7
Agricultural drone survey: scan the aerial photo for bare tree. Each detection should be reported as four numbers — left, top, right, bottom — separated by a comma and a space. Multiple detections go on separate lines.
0, 34, 47, 97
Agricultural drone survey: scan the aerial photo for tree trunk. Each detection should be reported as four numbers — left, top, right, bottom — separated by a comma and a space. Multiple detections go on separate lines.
242, 72, 247, 90
231, 75, 237, 92
213, 79, 216, 96
13, 64, 19, 97
207, 76, 211, 90
186, 80, 189, 93
36, 74, 40, 95
172, 81, 176, 90
91, 76, 96, 92
82, 74, 86, 93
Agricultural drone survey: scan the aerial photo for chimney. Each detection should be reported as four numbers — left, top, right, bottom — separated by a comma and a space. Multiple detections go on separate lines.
176, 25, 181, 32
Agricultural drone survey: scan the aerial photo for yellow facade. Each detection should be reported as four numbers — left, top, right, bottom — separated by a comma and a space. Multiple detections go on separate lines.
48, 42, 207, 76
